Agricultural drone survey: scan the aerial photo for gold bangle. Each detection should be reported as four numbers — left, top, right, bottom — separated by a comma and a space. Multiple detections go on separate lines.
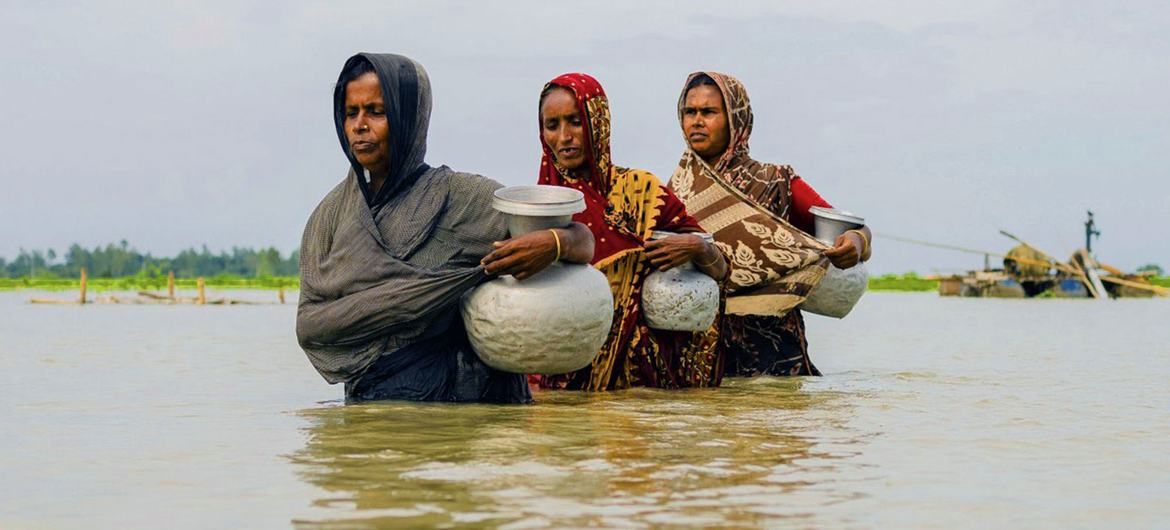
548, 229, 562, 261
695, 248, 721, 268
848, 229, 869, 255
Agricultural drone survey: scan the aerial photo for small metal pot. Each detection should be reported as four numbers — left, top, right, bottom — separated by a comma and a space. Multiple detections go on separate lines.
803, 207, 868, 319
809, 206, 864, 245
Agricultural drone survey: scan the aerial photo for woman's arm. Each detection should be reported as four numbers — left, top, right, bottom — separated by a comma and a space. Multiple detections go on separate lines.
823, 225, 872, 268
789, 177, 832, 234
480, 222, 594, 280
643, 234, 728, 281
791, 176, 871, 268
297, 269, 483, 348
297, 215, 485, 348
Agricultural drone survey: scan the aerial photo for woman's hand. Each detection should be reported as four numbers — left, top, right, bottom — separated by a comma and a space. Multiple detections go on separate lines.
481, 231, 558, 281
824, 232, 863, 269
644, 234, 706, 271
480, 223, 595, 280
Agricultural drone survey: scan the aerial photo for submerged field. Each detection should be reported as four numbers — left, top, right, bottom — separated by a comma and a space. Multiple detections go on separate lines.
1, 273, 946, 292
3, 273, 1163, 298
1, 291, 1168, 528
0, 275, 297, 291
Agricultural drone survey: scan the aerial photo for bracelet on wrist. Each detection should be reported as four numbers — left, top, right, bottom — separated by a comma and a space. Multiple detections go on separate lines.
548, 229, 562, 261
847, 229, 869, 256
694, 249, 721, 268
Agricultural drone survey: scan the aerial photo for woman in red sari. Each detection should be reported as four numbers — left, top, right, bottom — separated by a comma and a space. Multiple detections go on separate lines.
532, 73, 728, 391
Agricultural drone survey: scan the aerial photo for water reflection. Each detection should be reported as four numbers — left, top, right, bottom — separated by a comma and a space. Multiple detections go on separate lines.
289, 378, 869, 528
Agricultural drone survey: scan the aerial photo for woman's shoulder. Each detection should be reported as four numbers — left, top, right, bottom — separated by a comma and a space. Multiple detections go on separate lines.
434, 165, 504, 198
323, 173, 356, 201
611, 165, 665, 191
755, 161, 799, 182
430, 166, 506, 229
782, 164, 800, 179
307, 172, 357, 220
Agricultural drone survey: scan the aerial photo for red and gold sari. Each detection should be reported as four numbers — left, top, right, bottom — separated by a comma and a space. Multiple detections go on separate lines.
534, 73, 723, 391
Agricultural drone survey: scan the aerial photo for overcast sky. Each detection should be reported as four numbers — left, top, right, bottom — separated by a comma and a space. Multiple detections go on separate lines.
2, 1, 1167, 274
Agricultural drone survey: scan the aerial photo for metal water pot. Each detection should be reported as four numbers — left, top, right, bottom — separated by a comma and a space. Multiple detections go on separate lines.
461, 186, 614, 374
801, 206, 868, 319
641, 231, 720, 331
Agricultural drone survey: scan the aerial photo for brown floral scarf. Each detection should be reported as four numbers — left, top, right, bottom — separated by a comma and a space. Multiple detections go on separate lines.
669, 71, 828, 316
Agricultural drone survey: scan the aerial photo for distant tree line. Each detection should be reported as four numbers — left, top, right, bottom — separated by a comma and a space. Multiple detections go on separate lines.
1137, 263, 1164, 276
0, 241, 299, 278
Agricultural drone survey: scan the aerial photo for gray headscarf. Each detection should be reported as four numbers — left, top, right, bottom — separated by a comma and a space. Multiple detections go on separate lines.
297, 53, 506, 384
333, 53, 431, 207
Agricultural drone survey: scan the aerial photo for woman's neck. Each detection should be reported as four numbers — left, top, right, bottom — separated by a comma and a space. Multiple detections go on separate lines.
569, 166, 590, 180
364, 166, 389, 196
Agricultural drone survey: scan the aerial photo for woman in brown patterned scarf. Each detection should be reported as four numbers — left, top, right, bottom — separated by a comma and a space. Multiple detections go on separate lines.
669, 72, 873, 376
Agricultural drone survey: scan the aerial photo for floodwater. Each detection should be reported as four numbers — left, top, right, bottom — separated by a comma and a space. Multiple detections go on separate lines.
1, 290, 1168, 529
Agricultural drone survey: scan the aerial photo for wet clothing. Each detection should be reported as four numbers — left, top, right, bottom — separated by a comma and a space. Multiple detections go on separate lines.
345, 318, 532, 402
533, 73, 723, 391
721, 308, 821, 377
297, 53, 530, 403
723, 176, 830, 377
669, 71, 833, 377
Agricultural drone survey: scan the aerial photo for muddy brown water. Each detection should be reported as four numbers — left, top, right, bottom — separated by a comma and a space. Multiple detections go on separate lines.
2, 290, 1167, 528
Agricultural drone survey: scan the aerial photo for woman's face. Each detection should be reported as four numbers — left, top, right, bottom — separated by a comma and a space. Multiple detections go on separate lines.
682, 84, 730, 162
343, 72, 391, 175
540, 87, 587, 170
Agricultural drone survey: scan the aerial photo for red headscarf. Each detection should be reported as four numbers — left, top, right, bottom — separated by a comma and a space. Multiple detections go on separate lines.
537, 73, 700, 264
534, 74, 720, 391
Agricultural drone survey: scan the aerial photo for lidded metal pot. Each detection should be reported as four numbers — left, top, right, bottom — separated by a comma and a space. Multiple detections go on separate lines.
461, 186, 614, 374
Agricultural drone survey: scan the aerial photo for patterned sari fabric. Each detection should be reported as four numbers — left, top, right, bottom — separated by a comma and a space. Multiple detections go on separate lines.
535, 73, 723, 391
669, 71, 827, 376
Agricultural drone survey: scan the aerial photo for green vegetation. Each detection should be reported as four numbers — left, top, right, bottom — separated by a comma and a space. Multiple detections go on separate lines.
1, 242, 297, 279
0, 242, 301, 291
868, 272, 938, 292
1137, 263, 1164, 276
1151, 276, 1170, 288
0, 274, 297, 292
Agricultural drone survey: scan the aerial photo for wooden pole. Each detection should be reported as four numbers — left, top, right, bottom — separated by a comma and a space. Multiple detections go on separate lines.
998, 232, 1107, 299
1098, 275, 1170, 296
79, 268, 88, 305
167, 271, 175, 300
197, 277, 205, 305
883, 232, 1167, 296
278, 287, 285, 304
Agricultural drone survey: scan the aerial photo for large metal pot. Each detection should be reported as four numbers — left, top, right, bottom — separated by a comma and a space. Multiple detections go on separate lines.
801, 207, 868, 319
461, 186, 614, 374
641, 231, 720, 331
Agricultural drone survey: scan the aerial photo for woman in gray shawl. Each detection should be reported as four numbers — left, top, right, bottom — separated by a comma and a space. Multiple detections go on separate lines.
297, 53, 594, 403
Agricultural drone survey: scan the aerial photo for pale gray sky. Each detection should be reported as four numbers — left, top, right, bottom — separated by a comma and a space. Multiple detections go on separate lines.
2, 1, 1167, 274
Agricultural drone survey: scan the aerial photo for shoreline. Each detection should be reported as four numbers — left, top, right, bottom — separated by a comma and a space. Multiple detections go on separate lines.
3, 274, 1165, 293
0, 276, 298, 292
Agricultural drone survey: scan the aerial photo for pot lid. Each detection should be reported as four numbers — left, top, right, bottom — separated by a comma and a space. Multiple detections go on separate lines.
493, 185, 586, 216
809, 206, 865, 226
